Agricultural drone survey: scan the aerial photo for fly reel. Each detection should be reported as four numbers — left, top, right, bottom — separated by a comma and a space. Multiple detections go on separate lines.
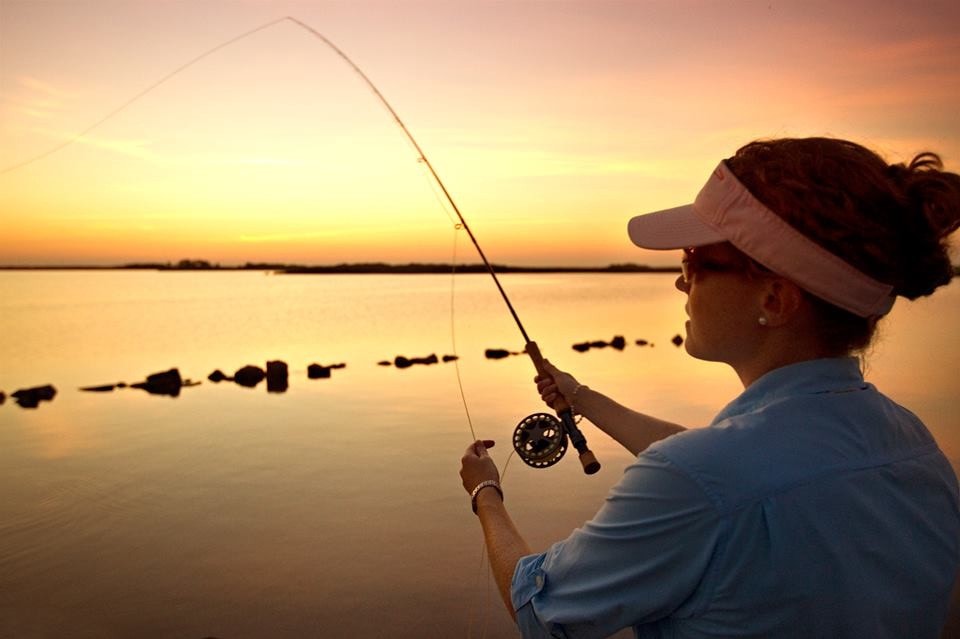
513, 413, 568, 469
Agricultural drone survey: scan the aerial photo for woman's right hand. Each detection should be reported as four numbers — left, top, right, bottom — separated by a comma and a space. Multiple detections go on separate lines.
534, 359, 580, 412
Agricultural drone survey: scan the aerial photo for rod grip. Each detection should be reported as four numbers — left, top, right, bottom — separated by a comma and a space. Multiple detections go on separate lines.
526, 341, 572, 414
526, 341, 600, 475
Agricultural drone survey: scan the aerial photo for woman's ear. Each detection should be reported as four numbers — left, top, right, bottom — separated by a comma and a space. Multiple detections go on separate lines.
759, 278, 806, 327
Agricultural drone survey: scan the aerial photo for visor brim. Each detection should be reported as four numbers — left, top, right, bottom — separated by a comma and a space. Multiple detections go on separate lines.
627, 204, 725, 250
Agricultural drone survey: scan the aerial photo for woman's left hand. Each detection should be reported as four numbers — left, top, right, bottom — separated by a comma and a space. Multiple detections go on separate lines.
460, 439, 499, 494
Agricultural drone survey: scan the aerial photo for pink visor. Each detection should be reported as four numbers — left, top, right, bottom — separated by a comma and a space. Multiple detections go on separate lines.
627, 161, 896, 318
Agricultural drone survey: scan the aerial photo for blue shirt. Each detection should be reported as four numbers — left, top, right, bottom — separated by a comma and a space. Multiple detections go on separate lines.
512, 358, 960, 638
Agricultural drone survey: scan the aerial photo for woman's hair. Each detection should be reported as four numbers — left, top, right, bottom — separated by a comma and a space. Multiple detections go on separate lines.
725, 137, 960, 354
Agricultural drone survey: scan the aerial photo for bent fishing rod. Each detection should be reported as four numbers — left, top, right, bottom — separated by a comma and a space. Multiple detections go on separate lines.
283, 19, 599, 474
2, 16, 600, 474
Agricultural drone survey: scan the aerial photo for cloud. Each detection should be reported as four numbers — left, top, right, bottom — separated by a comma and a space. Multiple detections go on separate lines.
18, 76, 77, 99
8, 76, 81, 120
31, 127, 159, 161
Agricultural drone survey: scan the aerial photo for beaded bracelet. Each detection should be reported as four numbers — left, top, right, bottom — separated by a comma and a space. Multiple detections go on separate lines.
571, 383, 588, 416
470, 479, 504, 514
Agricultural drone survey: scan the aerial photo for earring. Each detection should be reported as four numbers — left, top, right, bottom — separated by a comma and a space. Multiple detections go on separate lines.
758, 316, 769, 326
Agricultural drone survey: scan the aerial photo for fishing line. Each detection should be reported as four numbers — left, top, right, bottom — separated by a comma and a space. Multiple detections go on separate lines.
0, 17, 290, 176
3, 16, 589, 633
3, 16, 600, 475
448, 221, 477, 441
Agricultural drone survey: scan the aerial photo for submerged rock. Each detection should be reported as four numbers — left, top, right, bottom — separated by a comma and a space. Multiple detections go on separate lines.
12, 384, 57, 408
671, 334, 684, 347
377, 360, 392, 367
208, 369, 229, 383
635, 339, 650, 347
442, 355, 459, 362
394, 354, 439, 369
572, 335, 628, 353
484, 349, 513, 359
80, 383, 117, 393
132, 369, 183, 397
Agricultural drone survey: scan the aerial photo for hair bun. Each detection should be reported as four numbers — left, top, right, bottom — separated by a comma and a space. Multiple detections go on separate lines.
888, 153, 960, 299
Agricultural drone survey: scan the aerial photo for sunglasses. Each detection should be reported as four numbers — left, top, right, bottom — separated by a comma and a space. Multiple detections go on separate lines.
680, 247, 747, 284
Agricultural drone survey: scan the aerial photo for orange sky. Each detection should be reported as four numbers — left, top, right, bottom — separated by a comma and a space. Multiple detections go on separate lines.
1, 0, 958, 267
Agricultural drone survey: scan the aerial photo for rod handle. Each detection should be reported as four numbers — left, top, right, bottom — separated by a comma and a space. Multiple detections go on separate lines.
526, 341, 571, 413
526, 341, 601, 475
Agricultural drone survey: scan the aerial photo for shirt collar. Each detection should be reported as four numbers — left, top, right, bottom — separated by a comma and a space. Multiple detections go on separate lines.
711, 357, 867, 425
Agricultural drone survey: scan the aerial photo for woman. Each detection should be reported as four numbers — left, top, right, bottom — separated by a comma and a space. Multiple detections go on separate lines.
460, 137, 960, 638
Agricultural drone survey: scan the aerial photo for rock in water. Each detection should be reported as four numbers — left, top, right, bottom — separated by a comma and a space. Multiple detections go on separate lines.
12, 384, 57, 408
308, 363, 332, 379
233, 365, 265, 388
484, 349, 510, 359
80, 384, 117, 393
266, 360, 288, 393
610, 335, 626, 350
208, 369, 228, 383
132, 369, 183, 397
671, 334, 684, 347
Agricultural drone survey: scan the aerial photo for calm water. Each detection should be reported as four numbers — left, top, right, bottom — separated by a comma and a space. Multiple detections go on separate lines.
0, 271, 957, 638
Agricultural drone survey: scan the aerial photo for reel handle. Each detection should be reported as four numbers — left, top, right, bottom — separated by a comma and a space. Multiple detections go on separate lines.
526, 341, 601, 475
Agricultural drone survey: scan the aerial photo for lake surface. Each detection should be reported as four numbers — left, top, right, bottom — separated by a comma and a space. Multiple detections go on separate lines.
1, 271, 957, 638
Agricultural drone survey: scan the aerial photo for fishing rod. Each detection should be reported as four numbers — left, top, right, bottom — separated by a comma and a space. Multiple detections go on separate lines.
284, 18, 600, 475
3, 16, 600, 474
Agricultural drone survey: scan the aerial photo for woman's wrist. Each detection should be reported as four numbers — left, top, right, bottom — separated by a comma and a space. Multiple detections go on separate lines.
570, 383, 589, 417
470, 480, 504, 514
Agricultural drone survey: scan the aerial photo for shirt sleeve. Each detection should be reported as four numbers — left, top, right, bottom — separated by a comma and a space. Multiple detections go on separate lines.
511, 449, 721, 639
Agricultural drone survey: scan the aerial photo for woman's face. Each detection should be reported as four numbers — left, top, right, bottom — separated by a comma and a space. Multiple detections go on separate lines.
676, 243, 767, 367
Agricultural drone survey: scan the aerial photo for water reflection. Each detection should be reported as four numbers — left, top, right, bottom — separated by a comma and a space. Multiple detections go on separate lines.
0, 271, 955, 637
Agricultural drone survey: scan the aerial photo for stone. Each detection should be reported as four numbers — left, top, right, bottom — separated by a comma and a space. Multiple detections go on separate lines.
80, 384, 116, 392
233, 365, 265, 388
484, 349, 510, 359
131, 369, 183, 397
442, 355, 459, 362
12, 384, 57, 408
671, 334, 684, 347
572, 342, 590, 352
394, 354, 439, 368
308, 363, 332, 379
208, 369, 228, 383
610, 335, 626, 350
266, 360, 288, 393
635, 339, 650, 347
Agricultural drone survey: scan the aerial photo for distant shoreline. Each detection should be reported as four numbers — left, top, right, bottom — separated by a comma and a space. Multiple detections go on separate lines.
0, 262, 681, 274
3, 262, 958, 275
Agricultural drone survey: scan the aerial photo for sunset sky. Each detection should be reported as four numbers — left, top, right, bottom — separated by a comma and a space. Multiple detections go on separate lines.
1, 0, 958, 267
